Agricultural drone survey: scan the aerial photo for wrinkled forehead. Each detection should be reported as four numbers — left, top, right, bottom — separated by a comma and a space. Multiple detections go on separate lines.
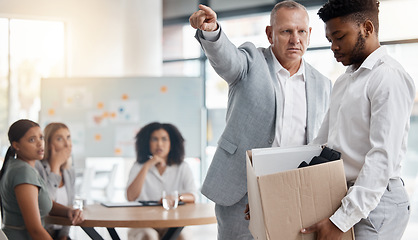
270, 7, 309, 25
272, 8, 310, 27
273, 8, 310, 31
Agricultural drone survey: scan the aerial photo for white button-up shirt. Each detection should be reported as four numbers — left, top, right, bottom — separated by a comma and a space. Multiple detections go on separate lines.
313, 46, 416, 232
271, 48, 307, 147
127, 161, 198, 201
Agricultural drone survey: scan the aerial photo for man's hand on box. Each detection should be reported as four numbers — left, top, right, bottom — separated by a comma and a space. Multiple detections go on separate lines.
300, 218, 343, 240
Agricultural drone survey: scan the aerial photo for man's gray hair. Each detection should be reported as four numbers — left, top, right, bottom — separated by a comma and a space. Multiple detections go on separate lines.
270, 0, 309, 26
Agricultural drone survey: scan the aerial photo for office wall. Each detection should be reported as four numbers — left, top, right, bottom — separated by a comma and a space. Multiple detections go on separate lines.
0, 0, 162, 77
40, 77, 203, 167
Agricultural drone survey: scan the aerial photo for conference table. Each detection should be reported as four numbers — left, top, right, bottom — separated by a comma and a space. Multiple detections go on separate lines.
45, 203, 217, 240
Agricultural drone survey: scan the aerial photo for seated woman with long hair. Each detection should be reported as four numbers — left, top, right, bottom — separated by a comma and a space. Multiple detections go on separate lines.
35, 122, 76, 240
0, 119, 83, 240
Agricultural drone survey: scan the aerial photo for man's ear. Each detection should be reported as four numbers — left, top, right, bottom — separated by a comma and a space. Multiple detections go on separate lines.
363, 20, 374, 37
265, 26, 273, 44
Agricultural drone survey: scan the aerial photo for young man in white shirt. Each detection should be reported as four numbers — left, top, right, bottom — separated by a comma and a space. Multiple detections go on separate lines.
301, 0, 416, 239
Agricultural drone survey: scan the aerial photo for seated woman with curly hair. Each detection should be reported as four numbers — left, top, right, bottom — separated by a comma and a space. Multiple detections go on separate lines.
126, 122, 197, 240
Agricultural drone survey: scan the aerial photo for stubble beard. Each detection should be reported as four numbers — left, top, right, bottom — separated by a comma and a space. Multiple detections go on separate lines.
349, 31, 367, 67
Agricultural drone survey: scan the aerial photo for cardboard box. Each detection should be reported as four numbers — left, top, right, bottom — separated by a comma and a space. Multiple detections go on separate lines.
246, 149, 355, 240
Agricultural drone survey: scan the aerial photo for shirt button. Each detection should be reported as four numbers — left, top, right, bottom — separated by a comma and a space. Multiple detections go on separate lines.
268, 139, 273, 144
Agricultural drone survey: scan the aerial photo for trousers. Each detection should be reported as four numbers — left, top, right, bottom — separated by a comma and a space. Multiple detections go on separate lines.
354, 178, 410, 240
215, 193, 253, 240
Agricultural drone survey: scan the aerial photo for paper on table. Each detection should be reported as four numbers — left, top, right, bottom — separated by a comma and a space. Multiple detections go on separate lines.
251, 145, 322, 176
101, 201, 144, 207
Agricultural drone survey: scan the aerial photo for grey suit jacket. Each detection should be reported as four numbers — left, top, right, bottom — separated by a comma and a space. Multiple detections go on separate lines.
197, 29, 332, 206
35, 159, 76, 238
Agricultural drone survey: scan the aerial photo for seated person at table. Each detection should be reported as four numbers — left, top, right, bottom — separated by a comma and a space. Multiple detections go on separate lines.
126, 122, 197, 240
35, 122, 76, 240
0, 119, 83, 240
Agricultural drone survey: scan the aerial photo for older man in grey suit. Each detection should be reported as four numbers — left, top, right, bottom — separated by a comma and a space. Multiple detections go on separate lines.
190, 1, 331, 239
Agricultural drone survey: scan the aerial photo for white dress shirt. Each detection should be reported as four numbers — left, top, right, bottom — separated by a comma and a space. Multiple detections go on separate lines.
203, 28, 307, 147
127, 161, 198, 201
313, 46, 416, 232
270, 48, 307, 147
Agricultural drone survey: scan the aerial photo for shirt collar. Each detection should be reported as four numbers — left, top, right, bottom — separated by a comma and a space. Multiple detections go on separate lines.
270, 48, 305, 81
347, 46, 386, 74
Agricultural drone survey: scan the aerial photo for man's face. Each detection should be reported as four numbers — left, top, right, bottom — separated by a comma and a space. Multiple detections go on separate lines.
325, 17, 368, 67
266, 8, 311, 66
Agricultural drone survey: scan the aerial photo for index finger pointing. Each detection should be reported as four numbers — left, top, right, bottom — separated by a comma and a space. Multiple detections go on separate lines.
198, 4, 216, 18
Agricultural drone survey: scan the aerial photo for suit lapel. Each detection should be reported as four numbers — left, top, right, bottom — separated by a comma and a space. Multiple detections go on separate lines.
264, 47, 282, 126
305, 63, 318, 143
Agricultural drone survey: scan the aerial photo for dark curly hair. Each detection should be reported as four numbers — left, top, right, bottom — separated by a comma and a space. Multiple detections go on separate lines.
318, 0, 380, 33
135, 122, 185, 166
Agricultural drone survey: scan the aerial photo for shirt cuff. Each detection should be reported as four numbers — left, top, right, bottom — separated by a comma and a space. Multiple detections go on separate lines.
329, 207, 360, 233
201, 26, 220, 42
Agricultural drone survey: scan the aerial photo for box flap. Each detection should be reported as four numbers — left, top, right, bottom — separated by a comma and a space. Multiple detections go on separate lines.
246, 150, 268, 240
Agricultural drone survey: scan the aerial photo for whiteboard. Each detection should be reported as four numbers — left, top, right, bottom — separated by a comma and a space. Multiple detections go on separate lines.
40, 77, 203, 164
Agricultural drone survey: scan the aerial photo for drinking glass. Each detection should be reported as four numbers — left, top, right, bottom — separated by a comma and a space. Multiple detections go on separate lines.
73, 195, 85, 210
162, 190, 179, 210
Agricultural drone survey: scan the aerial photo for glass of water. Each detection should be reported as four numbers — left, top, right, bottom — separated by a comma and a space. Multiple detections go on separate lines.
162, 190, 179, 210
73, 195, 85, 210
